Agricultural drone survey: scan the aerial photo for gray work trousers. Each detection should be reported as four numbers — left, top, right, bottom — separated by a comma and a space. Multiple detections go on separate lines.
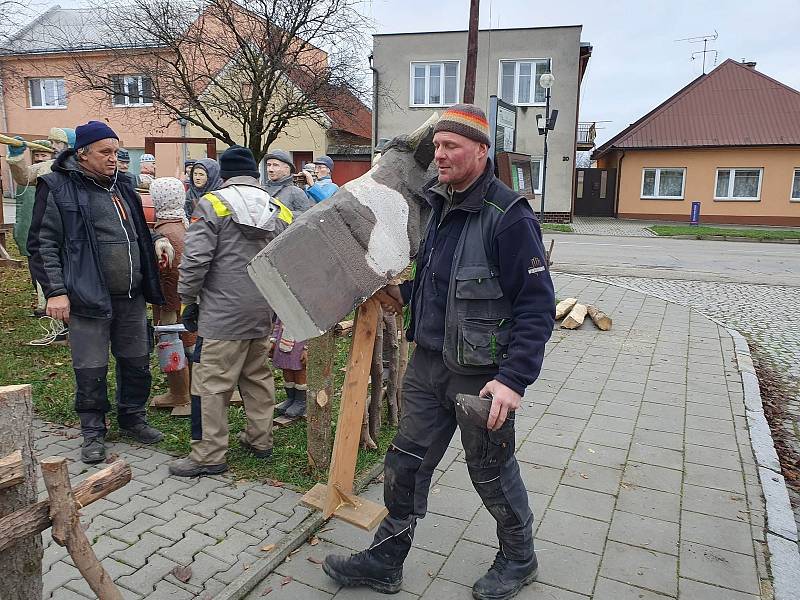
69, 294, 151, 438
370, 346, 534, 564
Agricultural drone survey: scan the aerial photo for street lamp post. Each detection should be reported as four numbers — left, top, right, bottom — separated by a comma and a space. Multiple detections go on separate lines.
537, 72, 556, 220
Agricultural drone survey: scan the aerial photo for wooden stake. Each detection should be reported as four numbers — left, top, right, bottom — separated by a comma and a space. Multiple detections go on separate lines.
397, 314, 410, 417
302, 297, 388, 530
555, 297, 578, 320
587, 305, 612, 331
384, 312, 400, 427
561, 303, 588, 330
41, 457, 123, 600
306, 330, 336, 472
0, 459, 131, 553
368, 307, 384, 445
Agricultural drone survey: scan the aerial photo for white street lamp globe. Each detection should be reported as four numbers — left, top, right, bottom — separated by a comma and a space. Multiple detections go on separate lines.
540, 73, 555, 89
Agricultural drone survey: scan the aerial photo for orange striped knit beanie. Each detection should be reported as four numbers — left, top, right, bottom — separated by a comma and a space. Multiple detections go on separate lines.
434, 103, 491, 145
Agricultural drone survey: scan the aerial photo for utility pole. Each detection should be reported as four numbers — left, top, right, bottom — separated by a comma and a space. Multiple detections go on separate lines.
463, 0, 480, 103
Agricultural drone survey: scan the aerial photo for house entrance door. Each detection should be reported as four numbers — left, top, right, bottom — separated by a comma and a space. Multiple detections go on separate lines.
574, 168, 616, 216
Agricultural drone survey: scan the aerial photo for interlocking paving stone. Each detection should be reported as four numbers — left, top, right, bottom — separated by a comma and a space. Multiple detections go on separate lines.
561, 460, 622, 495
112, 532, 173, 568
536, 509, 609, 555
159, 529, 217, 563
147, 580, 195, 600
599, 540, 678, 596
678, 578, 761, 600
679, 541, 761, 595
150, 510, 207, 541
532, 539, 602, 596
681, 510, 754, 556
608, 510, 680, 556
107, 513, 166, 545
203, 528, 260, 565
194, 507, 249, 538
184, 490, 234, 519
622, 462, 682, 494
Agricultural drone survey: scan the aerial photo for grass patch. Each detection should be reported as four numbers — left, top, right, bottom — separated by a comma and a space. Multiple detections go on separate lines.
649, 225, 800, 240
0, 239, 395, 490
541, 223, 573, 233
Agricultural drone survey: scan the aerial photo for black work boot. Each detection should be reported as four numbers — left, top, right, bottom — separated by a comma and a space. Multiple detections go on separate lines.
323, 548, 403, 594
120, 421, 164, 444
169, 458, 228, 477
285, 387, 307, 418
81, 436, 107, 464
472, 551, 538, 600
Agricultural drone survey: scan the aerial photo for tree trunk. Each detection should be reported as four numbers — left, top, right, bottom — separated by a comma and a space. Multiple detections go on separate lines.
0, 385, 43, 600
306, 330, 336, 473
384, 313, 400, 426
368, 308, 384, 444
41, 458, 123, 600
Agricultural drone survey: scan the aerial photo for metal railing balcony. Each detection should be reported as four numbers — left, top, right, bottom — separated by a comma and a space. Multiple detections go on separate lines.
577, 122, 596, 150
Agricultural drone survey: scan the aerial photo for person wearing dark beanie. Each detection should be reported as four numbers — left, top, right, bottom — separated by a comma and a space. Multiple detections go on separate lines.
27, 120, 166, 464
170, 143, 296, 478
219, 145, 260, 180
74, 120, 119, 151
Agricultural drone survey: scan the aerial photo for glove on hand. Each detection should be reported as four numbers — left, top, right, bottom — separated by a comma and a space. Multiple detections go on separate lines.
181, 303, 199, 333
7, 136, 26, 159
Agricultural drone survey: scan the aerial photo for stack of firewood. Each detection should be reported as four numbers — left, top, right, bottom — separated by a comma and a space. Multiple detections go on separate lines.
555, 298, 612, 331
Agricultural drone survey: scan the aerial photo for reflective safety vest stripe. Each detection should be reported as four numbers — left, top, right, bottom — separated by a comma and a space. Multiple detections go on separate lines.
203, 192, 231, 217
272, 198, 293, 225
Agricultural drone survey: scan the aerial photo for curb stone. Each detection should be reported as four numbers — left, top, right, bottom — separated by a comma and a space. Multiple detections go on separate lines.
214, 459, 386, 600
555, 272, 800, 599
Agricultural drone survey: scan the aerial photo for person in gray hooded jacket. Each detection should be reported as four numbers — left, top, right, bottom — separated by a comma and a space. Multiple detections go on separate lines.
264, 149, 315, 215
169, 146, 293, 478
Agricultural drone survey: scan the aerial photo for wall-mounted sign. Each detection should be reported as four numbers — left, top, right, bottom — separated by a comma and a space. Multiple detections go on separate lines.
488, 95, 517, 159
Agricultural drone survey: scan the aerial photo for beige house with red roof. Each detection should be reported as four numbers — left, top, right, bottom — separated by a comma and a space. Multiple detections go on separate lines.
594, 59, 800, 226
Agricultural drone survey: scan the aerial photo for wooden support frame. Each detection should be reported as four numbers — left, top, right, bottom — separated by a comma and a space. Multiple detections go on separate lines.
302, 297, 389, 530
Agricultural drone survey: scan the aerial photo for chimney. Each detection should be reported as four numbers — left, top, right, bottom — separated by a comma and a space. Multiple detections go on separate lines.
741, 59, 757, 69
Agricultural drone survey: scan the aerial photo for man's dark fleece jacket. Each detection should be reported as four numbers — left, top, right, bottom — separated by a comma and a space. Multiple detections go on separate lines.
402, 161, 555, 396
27, 149, 164, 318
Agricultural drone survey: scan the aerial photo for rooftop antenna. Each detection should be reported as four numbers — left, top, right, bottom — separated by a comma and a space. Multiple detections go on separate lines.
676, 30, 718, 74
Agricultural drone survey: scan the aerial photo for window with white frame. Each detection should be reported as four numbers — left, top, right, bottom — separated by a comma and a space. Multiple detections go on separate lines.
112, 75, 153, 106
410, 61, 459, 107
531, 158, 543, 193
715, 168, 762, 200
791, 169, 800, 201
499, 59, 551, 105
28, 78, 67, 108
641, 167, 685, 199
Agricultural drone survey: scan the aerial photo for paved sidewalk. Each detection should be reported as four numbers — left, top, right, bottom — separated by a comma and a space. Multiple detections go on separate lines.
571, 217, 656, 237
35, 426, 309, 599
244, 276, 774, 600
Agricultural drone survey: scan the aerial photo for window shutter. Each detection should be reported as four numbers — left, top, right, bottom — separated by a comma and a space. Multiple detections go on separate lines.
29, 79, 43, 107
112, 76, 125, 105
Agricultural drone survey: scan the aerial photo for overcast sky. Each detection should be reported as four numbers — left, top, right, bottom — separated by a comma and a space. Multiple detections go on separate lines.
366, 0, 800, 144
23, 0, 800, 146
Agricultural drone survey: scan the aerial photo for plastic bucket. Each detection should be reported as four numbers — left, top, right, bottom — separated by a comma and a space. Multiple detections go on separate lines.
157, 332, 187, 373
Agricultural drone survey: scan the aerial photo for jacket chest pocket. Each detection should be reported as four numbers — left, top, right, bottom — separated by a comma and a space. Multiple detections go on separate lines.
60, 201, 89, 241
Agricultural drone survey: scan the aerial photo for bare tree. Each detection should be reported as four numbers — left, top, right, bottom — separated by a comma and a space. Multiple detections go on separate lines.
52, 0, 371, 162
576, 151, 593, 169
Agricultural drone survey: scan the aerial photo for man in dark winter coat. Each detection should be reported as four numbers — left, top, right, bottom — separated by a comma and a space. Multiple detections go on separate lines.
28, 120, 166, 464
323, 104, 555, 600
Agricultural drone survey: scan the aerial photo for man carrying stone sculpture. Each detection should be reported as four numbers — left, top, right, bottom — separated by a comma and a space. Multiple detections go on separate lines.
323, 104, 556, 600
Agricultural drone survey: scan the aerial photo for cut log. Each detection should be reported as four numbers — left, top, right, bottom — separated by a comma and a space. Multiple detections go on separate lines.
0, 384, 42, 599
368, 307, 384, 445
587, 305, 613, 331
41, 457, 123, 600
561, 303, 588, 330
555, 298, 578, 320
0, 459, 131, 553
0, 450, 24, 490
335, 320, 354, 336
306, 330, 336, 472
397, 314, 410, 417
384, 312, 400, 427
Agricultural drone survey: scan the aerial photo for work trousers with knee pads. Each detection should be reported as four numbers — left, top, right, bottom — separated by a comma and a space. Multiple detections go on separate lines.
69, 294, 152, 438
371, 346, 534, 564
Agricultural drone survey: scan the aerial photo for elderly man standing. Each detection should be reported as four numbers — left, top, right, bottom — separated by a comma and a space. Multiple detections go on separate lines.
169, 146, 293, 478
264, 149, 315, 214
323, 104, 555, 600
303, 155, 339, 202
27, 120, 166, 464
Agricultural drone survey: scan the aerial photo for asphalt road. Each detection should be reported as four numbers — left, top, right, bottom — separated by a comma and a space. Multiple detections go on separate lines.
544, 233, 800, 287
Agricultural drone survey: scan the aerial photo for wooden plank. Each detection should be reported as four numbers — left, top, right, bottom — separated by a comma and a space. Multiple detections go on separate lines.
0, 450, 24, 490
323, 298, 380, 517
274, 414, 304, 428
0, 459, 131, 553
587, 305, 613, 331
302, 483, 387, 531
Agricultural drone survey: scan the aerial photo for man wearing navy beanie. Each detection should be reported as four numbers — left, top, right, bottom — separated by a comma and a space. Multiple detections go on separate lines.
28, 120, 166, 463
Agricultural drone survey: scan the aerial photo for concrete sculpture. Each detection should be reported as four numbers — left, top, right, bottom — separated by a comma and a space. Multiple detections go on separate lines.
248, 114, 438, 340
